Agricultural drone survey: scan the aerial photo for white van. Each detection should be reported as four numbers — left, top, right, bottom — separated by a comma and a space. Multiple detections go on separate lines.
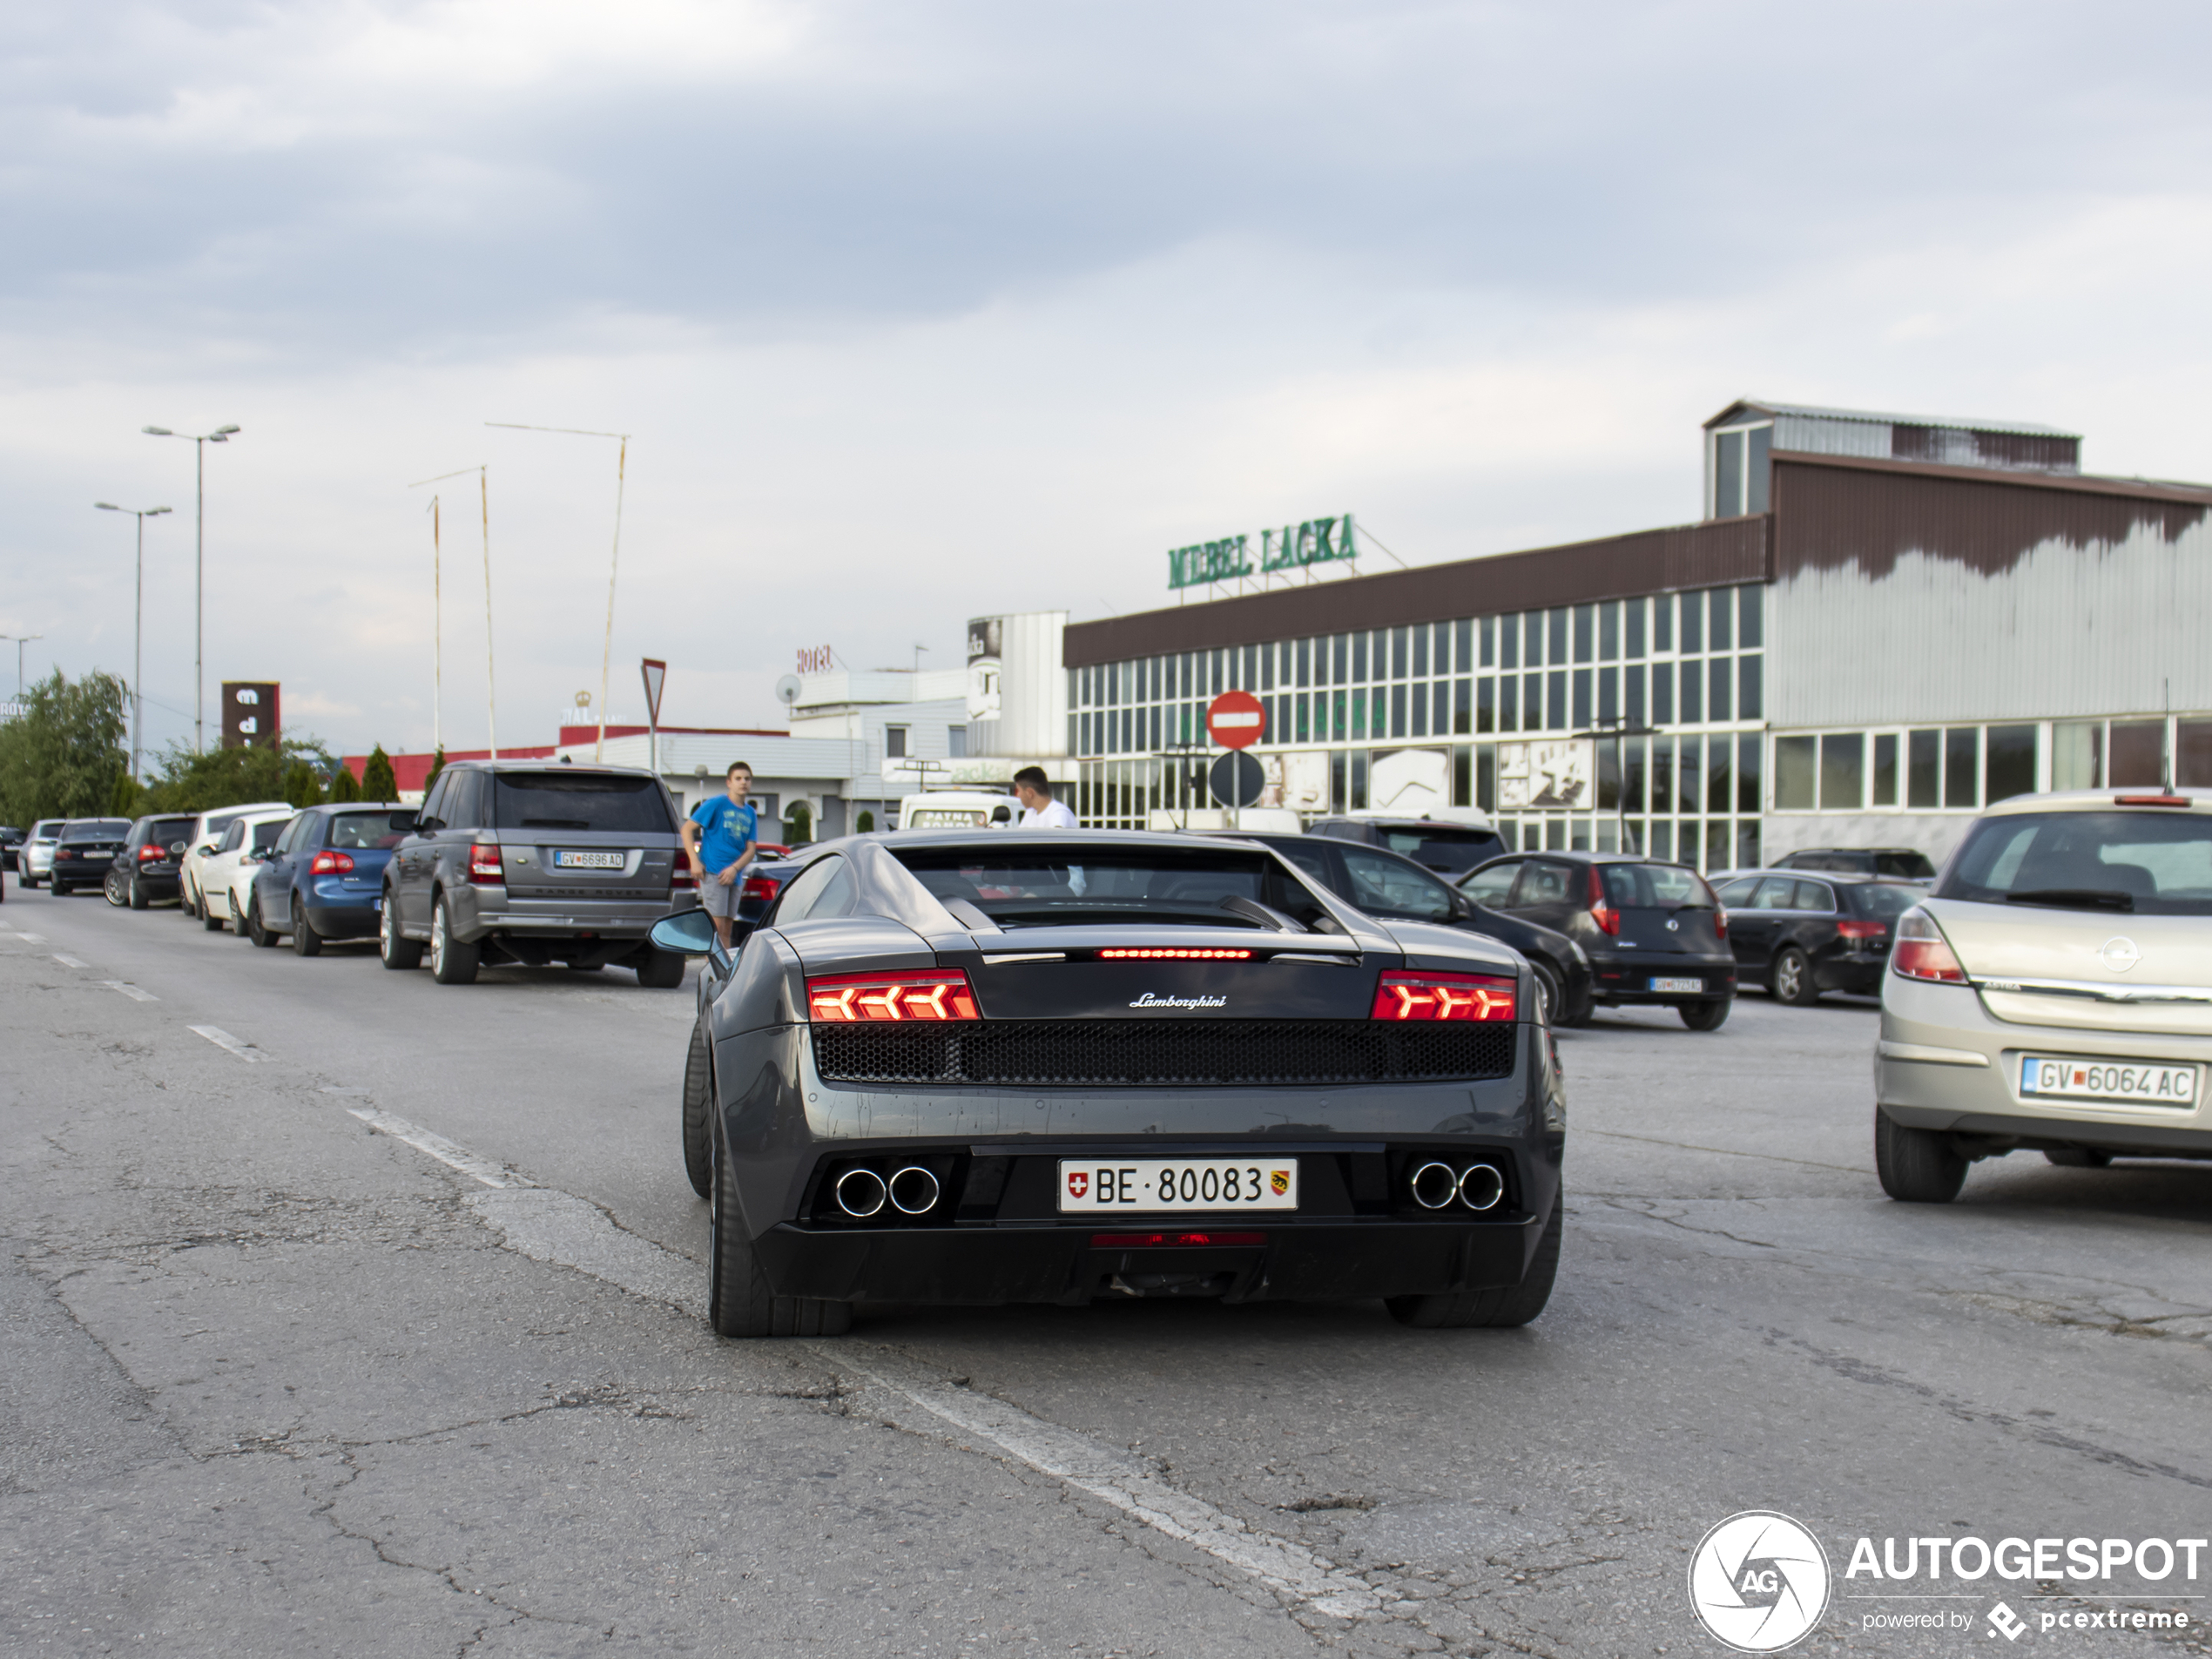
896, 790, 1018, 831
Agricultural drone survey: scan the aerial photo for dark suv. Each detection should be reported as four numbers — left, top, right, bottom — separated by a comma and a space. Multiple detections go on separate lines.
378, 761, 698, 987
1460, 853, 1737, 1029
1772, 847, 1935, 881
1306, 816, 1507, 879
105, 813, 199, 907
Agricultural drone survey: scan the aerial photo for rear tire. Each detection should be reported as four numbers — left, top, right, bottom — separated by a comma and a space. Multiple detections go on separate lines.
429, 895, 481, 985
1875, 1108, 1969, 1203
129, 876, 150, 910
203, 895, 226, 932
246, 895, 280, 948
709, 1119, 851, 1338
635, 947, 685, 988
1679, 997, 1731, 1030
1772, 947, 1819, 1007
379, 894, 423, 969
1386, 1195, 1562, 1329
292, 904, 323, 956
2045, 1147, 2114, 1168
682, 1021, 714, 1198
1529, 961, 1562, 1028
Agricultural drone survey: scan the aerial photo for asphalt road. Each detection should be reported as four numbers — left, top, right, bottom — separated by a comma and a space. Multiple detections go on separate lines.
3, 875, 2208, 1658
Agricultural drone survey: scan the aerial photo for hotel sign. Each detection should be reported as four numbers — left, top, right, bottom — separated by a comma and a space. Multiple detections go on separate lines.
1167, 514, 1356, 590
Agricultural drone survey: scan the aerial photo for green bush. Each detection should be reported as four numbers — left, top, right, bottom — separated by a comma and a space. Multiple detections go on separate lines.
784, 800, 813, 844
856, 809, 875, 833
421, 748, 446, 798
284, 760, 324, 808
361, 745, 398, 802
0, 671, 130, 825
329, 765, 361, 802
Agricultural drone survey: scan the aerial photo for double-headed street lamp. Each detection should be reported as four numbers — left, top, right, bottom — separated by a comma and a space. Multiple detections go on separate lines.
95, 502, 172, 780
0, 632, 43, 697
141, 423, 239, 752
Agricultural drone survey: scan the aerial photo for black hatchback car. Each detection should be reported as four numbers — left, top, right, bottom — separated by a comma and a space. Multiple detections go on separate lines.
1307, 816, 1508, 879
1711, 870, 1922, 1004
1460, 853, 1736, 1028
47, 819, 133, 895
1232, 833, 1595, 1027
105, 813, 199, 908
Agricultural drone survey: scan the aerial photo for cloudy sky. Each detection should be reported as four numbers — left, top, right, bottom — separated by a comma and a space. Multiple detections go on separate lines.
5, 1, 2210, 760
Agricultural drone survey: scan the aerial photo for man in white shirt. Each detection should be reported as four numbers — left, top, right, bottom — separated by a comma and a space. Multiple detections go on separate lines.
1013, 767, 1078, 829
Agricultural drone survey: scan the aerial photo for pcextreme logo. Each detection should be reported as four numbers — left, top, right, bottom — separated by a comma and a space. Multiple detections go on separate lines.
1689, 1512, 1831, 1652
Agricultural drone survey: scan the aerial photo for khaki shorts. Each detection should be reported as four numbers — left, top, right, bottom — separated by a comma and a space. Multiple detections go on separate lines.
698, 862, 745, 917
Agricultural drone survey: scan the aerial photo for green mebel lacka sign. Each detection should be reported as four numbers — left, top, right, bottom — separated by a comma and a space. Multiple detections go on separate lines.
1168, 514, 1355, 590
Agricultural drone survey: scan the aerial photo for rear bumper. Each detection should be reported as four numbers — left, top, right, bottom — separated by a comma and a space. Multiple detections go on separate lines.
751, 1214, 1549, 1305
1815, 954, 1887, 995
454, 890, 691, 942
1589, 955, 1737, 1004
302, 899, 381, 939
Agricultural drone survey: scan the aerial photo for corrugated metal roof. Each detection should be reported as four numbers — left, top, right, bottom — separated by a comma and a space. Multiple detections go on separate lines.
1706, 398, 2079, 439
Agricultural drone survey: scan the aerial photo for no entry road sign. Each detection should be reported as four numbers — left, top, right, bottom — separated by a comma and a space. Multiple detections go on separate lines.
1207, 691, 1265, 751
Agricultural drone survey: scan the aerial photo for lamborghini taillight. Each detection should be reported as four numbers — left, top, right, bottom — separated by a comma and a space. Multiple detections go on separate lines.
1371, 970, 1517, 1022
806, 970, 981, 1022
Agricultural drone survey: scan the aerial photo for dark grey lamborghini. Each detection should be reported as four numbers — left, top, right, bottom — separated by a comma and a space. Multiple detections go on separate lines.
649, 830, 1566, 1338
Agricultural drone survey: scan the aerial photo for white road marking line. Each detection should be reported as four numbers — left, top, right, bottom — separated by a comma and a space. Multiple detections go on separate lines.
96, 981, 157, 1001
338, 1102, 1386, 1622
188, 1024, 264, 1062
52, 953, 89, 968
347, 1108, 532, 1190
9, 933, 47, 942
833, 1348, 1386, 1620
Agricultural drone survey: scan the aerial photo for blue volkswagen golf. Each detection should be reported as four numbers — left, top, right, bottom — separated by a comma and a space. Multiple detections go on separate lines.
245, 803, 418, 954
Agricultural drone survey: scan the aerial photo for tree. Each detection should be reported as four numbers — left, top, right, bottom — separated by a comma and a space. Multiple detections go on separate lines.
328, 764, 361, 802
421, 747, 446, 797
284, 760, 323, 809
0, 670, 130, 825
784, 800, 813, 844
139, 734, 331, 817
856, 809, 875, 833
111, 772, 143, 817
361, 745, 398, 801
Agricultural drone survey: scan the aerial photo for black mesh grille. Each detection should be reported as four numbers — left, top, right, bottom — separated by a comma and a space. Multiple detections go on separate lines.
813, 1019, 1517, 1087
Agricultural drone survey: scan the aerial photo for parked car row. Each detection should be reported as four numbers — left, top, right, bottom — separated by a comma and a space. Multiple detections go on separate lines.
25, 760, 705, 989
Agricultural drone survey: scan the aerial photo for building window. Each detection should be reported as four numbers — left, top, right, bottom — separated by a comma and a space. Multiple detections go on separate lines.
1944, 727, 1980, 808
2109, 720, 2166, 787
1871, 733, 1898, 806
1908, 730, 1940, 807
948, 725, 968, 759
1711, 423, 1773, 516
1820, 733, 1864, 811
885, 725, 908, 760
1775, 736, 1816, 810
1986, 725, 2037, 803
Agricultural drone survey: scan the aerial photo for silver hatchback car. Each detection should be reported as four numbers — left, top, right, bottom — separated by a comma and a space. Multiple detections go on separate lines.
1875, 788, 2212, 1200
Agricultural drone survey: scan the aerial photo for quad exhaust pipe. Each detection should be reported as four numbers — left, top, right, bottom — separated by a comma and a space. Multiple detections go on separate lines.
1409, 1159, 1504, 1212
888, 1165, 941, 1215
833, 1168, 887, 1217
833, 1164, 941, 1217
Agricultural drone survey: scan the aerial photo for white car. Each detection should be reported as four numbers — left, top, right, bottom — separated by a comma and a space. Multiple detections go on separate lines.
17, 819, 65, 887
196, 810, 296, 934
179, 799, 291, 919
1876, 787, 2212, 1200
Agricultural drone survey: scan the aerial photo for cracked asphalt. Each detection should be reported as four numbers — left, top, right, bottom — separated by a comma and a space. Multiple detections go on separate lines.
3, 876, 2208, 1657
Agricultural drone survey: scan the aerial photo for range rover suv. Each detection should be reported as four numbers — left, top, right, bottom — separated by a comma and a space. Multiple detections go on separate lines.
379, 760, 698, 986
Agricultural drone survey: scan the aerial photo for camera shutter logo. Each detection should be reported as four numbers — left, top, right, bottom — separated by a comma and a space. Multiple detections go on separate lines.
1687, 1511, 1830, 1652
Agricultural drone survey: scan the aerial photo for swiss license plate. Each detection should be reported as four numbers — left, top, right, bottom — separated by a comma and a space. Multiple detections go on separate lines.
553, 849, 624, 870
1649, 976, 1703, 994
2020, 1055, 2198, 1108
1058, 1158, 1298, 1212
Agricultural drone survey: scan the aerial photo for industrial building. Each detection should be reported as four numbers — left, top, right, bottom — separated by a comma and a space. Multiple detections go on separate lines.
1062, 400, 2212, 869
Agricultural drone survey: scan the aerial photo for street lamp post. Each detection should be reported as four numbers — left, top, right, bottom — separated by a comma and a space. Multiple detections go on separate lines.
1574, 715, 1663, 854
95, 503, 173, 780
142, 424, 239, 752
0, 633, 44, 697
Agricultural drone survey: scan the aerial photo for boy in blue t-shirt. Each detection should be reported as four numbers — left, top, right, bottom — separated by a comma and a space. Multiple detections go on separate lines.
684, 761, 759, 947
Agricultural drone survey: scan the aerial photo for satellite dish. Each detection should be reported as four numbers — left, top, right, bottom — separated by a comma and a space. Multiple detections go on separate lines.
774, 674, 803, 706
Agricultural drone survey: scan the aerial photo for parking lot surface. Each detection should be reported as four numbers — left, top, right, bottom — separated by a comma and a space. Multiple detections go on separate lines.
3, 879, 2207, 1656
